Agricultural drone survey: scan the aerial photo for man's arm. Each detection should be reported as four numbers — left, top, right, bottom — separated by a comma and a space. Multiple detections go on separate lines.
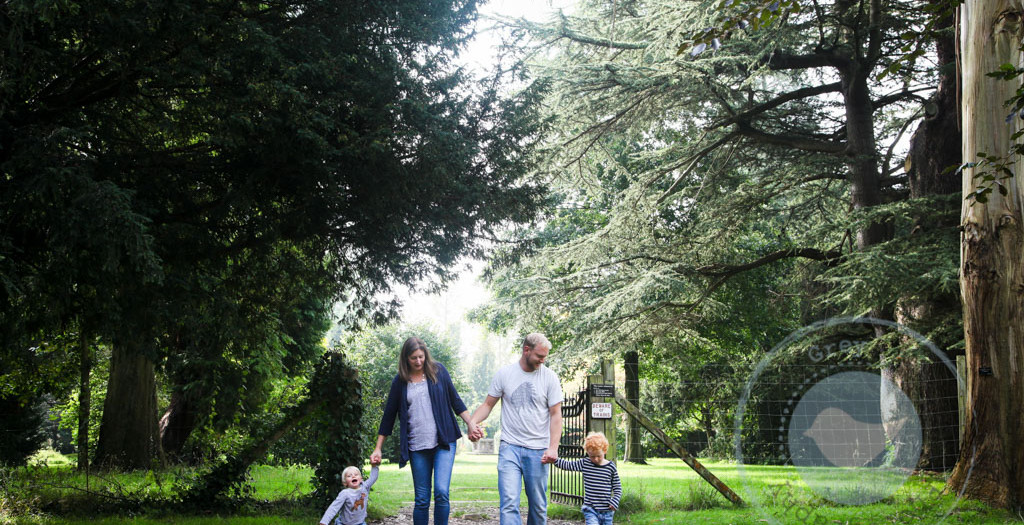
468, 395, 499, 441
541, 403, 562, 463
457, 410, 480, 441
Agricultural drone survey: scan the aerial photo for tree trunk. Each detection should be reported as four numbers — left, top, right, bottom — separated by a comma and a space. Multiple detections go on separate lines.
159, 388, 201, 460
893, 0, 962, 471
624, 349, 646, 464
894, 355, 960, 469
837, 0, 887, 252
95, 342, 165, 470
77, 330, 91, 472
949, 0, 1024, 507
843, 67, 887, 251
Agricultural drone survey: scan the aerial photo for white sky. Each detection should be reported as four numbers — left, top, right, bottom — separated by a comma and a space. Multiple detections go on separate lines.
461, 0, 577, 74
395, 0, 577, 358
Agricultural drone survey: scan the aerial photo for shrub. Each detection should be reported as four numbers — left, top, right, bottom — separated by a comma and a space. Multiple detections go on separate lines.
617, 489, 646, 514
686, 483, 726, 511
0, 395, 47, 466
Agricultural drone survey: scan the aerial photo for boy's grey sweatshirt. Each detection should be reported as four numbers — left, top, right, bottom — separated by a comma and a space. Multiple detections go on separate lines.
319, 466, 379, 525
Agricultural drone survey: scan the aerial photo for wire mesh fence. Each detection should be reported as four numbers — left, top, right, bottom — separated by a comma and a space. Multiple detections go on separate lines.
623, 360, 960, 471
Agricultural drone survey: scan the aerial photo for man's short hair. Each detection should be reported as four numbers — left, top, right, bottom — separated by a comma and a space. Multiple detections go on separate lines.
522, 332, 551, 351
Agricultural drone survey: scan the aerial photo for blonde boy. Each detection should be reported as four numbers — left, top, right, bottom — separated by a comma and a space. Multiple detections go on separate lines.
553, 432, 622, 525
318, 458, 381, 525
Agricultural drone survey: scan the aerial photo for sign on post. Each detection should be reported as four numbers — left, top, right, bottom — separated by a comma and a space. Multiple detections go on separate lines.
591, 402, 613, 419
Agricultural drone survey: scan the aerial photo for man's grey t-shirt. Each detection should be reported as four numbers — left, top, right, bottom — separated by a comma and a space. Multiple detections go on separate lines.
488, 363, 563, 449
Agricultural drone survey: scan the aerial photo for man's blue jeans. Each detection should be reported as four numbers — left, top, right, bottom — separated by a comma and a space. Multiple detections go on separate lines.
582, 505, 615, 525
409, 441, 457, 525
497, 442, 548, 525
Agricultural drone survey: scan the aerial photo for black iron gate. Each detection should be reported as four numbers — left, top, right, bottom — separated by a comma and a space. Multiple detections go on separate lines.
550, 388, 587, 506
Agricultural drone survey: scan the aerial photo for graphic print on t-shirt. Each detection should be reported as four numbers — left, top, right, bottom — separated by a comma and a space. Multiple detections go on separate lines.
510, 381, 536, 408
352, 493, 366, 511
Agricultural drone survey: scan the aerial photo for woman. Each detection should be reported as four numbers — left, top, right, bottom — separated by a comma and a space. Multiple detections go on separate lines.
371, 337, 477, 525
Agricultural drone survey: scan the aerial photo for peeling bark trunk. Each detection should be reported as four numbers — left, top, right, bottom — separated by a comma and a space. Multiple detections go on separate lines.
159, 388, 201, 460
949, 0, 1024, 507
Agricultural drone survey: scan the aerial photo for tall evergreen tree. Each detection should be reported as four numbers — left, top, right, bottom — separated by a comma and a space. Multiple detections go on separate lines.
1, 0, 544, 469
475, 0, 960, 467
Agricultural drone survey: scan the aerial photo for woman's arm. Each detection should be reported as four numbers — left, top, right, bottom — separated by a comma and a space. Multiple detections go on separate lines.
372, 376, 403, 463
377, 376, 402, 434
370, 434, 387, 465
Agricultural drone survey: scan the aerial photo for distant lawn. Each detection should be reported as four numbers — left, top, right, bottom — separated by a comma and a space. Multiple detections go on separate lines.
6, 451, 1018, 524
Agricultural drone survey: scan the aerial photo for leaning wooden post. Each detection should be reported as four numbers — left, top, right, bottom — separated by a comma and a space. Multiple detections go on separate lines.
615, 392, 744, 506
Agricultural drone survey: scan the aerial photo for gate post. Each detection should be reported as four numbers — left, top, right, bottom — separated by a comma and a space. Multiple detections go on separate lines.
587, 359, 616, 460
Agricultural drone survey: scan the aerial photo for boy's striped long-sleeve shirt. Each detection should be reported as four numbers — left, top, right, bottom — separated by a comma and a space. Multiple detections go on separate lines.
554, 458, 622, 510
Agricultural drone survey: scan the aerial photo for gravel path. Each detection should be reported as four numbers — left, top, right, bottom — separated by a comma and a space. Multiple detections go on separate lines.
375, 505, 579, 524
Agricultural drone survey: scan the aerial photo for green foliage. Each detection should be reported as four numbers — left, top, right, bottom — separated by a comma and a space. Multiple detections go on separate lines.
1, 0, 546, 468
54, 344, 110, 462
962, 152, 1016, 203
2, 455, 1020, 523
617, 489, 646, 513
0, 394, 48, 466
263, 381, 318, 467
306, 352, 363, 507
470, 1, 969, 474
180, 351, 362, 509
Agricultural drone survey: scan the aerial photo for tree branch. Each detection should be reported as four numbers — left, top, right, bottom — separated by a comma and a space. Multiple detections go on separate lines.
501, 14, 649, 50
655, 132, 740, 204
734, 122, 846, 154
680, 247, 843, 278
767, 50, 848, 71
708, 82, 843, 131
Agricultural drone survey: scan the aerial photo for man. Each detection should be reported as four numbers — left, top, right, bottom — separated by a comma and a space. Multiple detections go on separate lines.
468, 333, 563, 525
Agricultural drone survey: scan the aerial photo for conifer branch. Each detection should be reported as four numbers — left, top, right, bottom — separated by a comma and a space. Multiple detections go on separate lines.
734, 122, 845, 154
494, 14, 649, 50
708, 82, 843, 131
766, 50, 848, 71
685, 248, 842, 278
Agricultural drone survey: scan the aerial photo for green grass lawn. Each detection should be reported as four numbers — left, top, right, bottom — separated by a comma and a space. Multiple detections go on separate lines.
4, 452, 1020, 524
605, 458, 1019, 524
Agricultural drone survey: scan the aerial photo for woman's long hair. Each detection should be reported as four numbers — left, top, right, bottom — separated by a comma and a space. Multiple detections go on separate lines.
398, 337, 438, 383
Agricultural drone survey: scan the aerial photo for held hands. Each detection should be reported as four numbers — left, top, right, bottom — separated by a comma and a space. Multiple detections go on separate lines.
467, 422, 484, 442
540, 447, 559, 464
369, 449, 382, 466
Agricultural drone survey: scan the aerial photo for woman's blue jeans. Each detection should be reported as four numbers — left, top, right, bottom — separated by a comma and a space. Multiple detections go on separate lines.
497, 442, 548, 525
409, 441, 457, 525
